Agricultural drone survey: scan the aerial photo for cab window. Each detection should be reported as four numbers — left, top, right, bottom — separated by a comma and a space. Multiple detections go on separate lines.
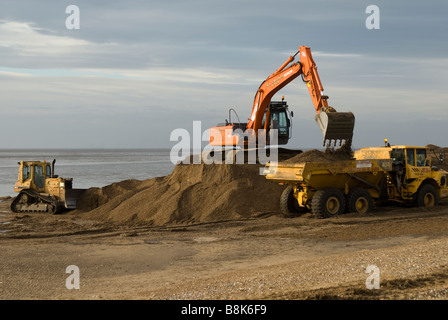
34, 165, 44, 188
276, 111, 288, 135
416, 149, 427, 167
406, 148, 415, 166
22, 165, 31, 180
261, 113, 266, 129
46, 165, 52, 178
391, 149, 405, 163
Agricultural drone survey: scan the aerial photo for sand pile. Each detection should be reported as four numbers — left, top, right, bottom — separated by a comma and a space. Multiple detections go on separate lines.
75, 163, 285, 226
74, 148, 355, 225
427, 144, 448, 171
282, 147, 353, 163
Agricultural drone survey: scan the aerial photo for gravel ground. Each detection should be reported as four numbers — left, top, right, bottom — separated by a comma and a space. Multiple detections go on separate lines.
2, 197, 448, 300
144, 236, 448, 300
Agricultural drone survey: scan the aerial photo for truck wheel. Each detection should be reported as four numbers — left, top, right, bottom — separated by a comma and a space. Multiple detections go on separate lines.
311, 188, 345, 219
416, 184, 438, 208
280, 185, 305, 217
347, 188, 373, 214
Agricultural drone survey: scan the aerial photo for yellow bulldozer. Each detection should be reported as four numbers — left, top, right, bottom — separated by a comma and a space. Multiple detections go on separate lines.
10, 159, 86, 214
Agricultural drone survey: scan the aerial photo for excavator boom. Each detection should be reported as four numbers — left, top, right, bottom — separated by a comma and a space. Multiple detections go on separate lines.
297, 46, 354, 145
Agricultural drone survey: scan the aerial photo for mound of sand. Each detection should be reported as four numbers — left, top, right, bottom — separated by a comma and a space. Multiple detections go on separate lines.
74, 145, 446, 227
282, 148, 353, 163
75, 163, 285, 226
74, 148, 355, 226
427, 145, 448, 171
427, 144, 442, 150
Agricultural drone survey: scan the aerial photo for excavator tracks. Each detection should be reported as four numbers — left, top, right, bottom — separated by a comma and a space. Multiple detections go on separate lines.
10, 189, 65, 214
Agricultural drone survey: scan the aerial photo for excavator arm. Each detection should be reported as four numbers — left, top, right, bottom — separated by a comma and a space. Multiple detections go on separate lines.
247, 46, 354, 146
299, 47, 355, 145
247, 50, 302, 132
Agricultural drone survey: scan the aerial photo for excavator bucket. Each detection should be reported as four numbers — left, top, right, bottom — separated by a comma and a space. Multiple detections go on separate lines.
315, 111, 355, 146
64, 189, 87, 209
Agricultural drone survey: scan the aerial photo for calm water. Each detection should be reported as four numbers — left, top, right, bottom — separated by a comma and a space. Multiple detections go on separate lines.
0, 149, 175, 197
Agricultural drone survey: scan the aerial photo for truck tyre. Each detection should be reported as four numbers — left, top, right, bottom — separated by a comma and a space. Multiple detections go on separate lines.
416, 184, 438, 208
347, 188, 373, 214
311, 188, 345, 219
280, 185, 304, 217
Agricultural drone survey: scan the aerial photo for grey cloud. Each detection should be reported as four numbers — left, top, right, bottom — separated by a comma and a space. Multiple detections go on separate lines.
0, 0, 447, 148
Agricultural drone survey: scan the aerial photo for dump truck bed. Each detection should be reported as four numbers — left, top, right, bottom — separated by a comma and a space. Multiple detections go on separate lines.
264, 158, 392, 191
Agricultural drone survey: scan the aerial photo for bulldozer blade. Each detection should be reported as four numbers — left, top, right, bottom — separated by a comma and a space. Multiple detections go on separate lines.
315, 111, 355, 146
64, 188, 87, 209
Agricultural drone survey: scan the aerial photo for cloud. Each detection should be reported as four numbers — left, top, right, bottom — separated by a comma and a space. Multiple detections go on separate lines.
0, 20, 127, 70
0, 20, 93, 56
0, 1, 447, 148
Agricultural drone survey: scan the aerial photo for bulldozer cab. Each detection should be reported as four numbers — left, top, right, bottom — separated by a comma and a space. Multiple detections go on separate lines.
16, 161, 51, 193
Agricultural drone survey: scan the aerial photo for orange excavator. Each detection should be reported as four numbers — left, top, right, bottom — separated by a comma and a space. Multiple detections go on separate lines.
209, 46, 355, 149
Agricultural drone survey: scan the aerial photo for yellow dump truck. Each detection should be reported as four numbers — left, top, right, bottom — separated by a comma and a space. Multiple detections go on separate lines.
264, 145, 448, 218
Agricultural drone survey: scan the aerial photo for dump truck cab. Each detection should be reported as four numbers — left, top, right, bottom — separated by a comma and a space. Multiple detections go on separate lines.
390, 146, 448, 204
355, 145, 448, 204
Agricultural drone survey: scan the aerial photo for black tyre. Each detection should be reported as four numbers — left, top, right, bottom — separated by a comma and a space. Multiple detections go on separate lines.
416, 184, 438, 208
311, 188, 345, 219
347, 188, 373, 214
280, 185, 304, 217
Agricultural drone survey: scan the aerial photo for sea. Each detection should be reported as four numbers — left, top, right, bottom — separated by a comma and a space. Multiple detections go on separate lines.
0, 149, 175, 198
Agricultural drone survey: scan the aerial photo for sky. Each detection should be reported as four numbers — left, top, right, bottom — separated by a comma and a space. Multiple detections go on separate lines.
0, 0, 447, 150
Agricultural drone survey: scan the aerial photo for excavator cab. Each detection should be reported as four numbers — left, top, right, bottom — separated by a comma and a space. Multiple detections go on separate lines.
209, 100, 292, 147
261, 100, 291, 145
